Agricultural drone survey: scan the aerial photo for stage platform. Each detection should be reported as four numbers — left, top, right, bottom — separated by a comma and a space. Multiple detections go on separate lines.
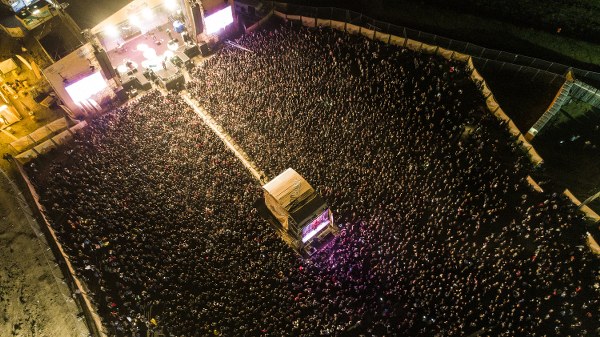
107, 21, 192, 77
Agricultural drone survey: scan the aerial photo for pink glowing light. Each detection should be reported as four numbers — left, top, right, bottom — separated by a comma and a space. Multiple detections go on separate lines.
302, 220, 330, 243
205, 6, 233, 35
65, 72, 108, 103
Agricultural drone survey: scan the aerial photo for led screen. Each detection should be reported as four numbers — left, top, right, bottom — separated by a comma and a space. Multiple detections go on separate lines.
205, 6, 233, 35
65, 72, 108, 103
302, 210, 330, 243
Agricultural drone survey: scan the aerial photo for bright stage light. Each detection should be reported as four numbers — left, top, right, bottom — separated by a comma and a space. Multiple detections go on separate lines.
205, 6, 233, 35
32, 9, 41, 15
129, 14, 141, 27
143, 48, 158, 60
302, 220, 330, 243
165, 0, 178, 11
301, 210, 331, 243
136, 43, 149, 51
117, 64, 128, 74
65, 72, 108, 103
104, 25, 119, 38
142, 7, 154, 20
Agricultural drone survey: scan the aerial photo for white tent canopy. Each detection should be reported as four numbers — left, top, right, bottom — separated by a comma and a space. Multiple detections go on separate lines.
0, 58, 18, 74
263, 168, 324, 232
263, 168, 315, 212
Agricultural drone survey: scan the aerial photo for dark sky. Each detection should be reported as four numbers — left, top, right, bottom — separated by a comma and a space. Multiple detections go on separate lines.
59, 0, 132, 29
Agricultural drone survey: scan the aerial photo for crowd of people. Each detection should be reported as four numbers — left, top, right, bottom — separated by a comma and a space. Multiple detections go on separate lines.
28, 21, 598, 336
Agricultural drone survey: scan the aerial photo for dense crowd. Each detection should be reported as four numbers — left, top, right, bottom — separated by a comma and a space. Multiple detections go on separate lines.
28, 21, 598, 336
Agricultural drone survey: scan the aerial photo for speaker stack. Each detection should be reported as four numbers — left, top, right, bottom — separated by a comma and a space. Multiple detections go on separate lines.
184, 45, 201, 58
199, 43, 210, 56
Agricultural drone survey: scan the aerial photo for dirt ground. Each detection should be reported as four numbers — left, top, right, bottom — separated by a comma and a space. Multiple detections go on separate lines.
0, 169, 89, 337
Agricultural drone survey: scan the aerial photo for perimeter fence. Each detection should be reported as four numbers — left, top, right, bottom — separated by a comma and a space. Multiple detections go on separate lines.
264, 1, 600, 87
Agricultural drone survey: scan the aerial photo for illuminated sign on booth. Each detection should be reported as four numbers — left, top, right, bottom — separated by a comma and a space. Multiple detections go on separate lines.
204, 6, 233, 35
301, 210, 331, 243
65, 72, 108, 103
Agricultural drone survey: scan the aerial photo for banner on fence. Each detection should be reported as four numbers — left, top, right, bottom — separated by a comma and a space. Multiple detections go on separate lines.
438, 48, 454, 60
361, 27, 374, 39
453, 51, 470, 62
421, 44, 437, 55
302, 16, 316, 27
331, 20, 345, 31
346, 23, 360, 34
274, 11, 286, 19
390, 35, 406, 46
316, 18, 329, 27
376, 32, 390, 44
405, 39, 422, 52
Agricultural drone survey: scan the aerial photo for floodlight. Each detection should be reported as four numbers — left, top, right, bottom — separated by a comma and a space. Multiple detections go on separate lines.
105, 25, 119, 38
142, 7, 154, 20
165, 0, 178, 11
129, 14, 141, 27
32, 9, 41, 15
143, 48, 157, 60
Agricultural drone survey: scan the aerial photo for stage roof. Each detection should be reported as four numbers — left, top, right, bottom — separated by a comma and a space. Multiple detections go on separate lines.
89, 0, 168, 35
58, 0, 133, 29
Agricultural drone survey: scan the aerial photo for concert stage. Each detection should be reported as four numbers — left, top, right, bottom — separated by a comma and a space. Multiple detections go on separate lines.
107, 22, 191, 77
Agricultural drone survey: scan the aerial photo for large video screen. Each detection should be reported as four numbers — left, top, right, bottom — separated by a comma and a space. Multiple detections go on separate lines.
302, 209, 330, 243
65, 72, 108, 103
205, 6, 233, 35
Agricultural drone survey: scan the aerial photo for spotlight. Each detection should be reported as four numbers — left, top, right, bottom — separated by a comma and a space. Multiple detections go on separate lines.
129, 14, 141, 27
104, 25, 120, 38
142, 7, 154, 20
165, 0, 179, 11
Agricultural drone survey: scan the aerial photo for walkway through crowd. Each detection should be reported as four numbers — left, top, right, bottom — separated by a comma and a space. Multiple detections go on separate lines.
180, 92, 268, 184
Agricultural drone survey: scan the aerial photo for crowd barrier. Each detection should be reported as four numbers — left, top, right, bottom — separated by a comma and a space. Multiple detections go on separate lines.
563, 189, 600, 223
11, 160, 106, 336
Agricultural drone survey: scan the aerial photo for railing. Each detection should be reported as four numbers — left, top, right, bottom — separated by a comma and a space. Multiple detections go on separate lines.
264, 1, 600, 87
